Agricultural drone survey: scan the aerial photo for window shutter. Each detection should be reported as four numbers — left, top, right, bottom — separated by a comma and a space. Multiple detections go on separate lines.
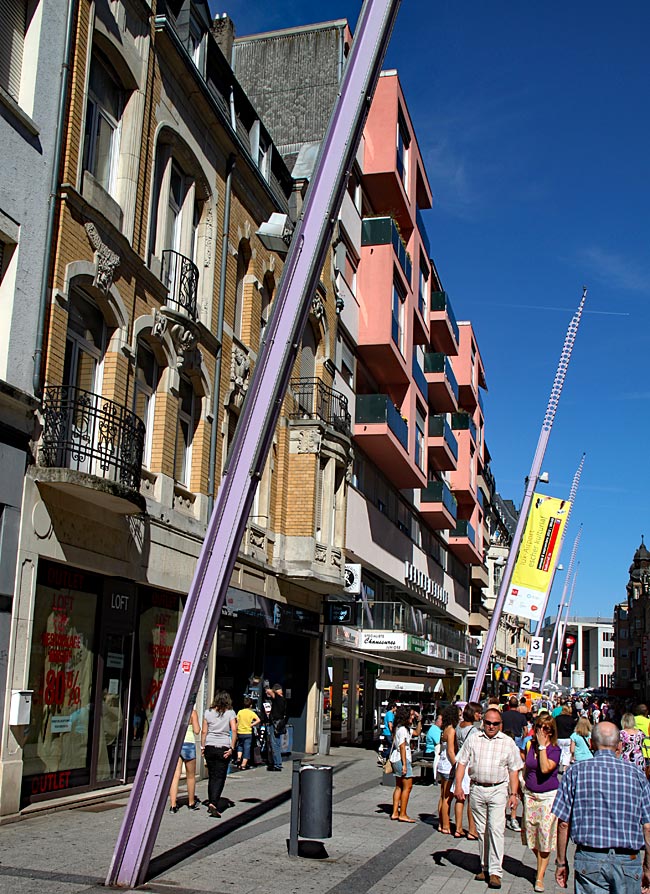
0, 0, 27, 100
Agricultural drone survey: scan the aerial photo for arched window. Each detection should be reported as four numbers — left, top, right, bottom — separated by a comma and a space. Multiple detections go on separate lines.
64, 289, 106, 397
83, 51, 125, 198
300, 320, 318, 381
175, 375, 200, 488
133, 337, 161, 469
234, 240, 251, 341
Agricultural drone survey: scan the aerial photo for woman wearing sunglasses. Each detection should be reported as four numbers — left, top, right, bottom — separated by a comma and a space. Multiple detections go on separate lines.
522, 715, 561, 892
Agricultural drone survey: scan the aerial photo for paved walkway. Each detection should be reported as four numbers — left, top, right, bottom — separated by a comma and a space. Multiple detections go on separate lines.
0, 748, 554, 893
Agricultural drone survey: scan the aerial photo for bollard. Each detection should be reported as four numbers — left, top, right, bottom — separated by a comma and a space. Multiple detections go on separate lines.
298, 764, 333, 839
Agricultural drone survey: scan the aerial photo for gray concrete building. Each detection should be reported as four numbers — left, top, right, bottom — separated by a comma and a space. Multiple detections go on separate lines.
0, 0, 71, 722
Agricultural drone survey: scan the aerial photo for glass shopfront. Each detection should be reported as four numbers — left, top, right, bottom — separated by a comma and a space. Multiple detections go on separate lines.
21, 560, 184, 807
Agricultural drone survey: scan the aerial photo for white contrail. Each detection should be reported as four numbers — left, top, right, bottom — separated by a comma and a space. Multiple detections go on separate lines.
493, 302, 629, 316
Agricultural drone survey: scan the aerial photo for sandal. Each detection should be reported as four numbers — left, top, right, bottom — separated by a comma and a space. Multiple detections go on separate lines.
453, 830, 465, 838
534, 883, 544, 893
466, 833, 479, 841
439, 828, 451, 835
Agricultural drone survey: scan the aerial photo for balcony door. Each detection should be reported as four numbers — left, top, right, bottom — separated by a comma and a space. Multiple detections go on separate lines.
61, 290, 105, 473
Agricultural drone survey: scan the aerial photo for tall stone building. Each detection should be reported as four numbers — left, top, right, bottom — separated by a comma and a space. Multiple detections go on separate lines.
0, 0, 348, 815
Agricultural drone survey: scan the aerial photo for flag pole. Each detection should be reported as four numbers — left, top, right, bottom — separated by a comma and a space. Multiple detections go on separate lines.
540, 527, 582, 690
520, 454, 585, 686
553, 562, 581, 684
469, 288, 587, 703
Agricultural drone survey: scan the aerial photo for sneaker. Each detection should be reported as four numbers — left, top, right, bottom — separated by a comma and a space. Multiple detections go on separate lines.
169, 805, 179, 814
507, 817, 521, 832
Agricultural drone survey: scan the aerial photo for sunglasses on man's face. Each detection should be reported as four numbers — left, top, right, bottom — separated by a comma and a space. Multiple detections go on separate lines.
484, 720, 501, 727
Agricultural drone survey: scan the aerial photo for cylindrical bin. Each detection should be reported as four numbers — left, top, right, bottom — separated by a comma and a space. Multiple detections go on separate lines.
298, 764, 333, 839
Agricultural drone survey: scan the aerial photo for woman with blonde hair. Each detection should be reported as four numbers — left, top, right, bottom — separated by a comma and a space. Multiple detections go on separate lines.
620, 712, 645, 768
522, 715, 561, 892
569, 715, 593, 763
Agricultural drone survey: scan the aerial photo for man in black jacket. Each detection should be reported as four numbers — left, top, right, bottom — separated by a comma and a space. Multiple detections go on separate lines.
265, 684, 286, 771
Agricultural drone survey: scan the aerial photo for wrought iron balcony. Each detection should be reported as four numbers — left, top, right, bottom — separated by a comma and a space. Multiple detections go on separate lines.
289, 378, 351, 436
41, 386, 145, 492
161, 249, 199, 320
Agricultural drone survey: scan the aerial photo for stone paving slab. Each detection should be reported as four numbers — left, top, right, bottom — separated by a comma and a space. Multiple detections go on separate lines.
0, 749, 559, 894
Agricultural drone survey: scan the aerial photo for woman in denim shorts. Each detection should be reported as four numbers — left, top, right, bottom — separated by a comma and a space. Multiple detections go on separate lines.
169, 706, 201, 813
390, 705, 417, 822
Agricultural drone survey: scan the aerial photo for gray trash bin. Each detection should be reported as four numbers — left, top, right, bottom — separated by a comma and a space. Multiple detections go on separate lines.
298, 764, 333, 839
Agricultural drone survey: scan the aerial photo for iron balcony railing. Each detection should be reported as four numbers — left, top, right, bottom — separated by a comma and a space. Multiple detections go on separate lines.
431, 290, 460, 346
423, 352, 459, 402
355, 394, 408, 451
451, 519, 476, 545
161, 249, 199, 320
355, 601, 478, 655
428, 414, 458, 462
451, 411, 477, 443
289, 378, 351, 436
421, 480, 458, 520
41, 386, 145, 491
361, 216, 412, 284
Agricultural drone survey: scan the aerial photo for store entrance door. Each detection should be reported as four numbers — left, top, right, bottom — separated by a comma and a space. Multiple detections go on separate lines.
89, 580, 137, 786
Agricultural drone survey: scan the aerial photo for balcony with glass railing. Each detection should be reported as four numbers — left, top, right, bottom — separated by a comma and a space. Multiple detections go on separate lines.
449, 518, 483, 565
362, 216, 412, 285
355, 394, 425, 489
451, 411, 477, 443
424, 352, 459, 412
427, 414, 458, 472
430, 290, 459, 355
420, 479, 457, 530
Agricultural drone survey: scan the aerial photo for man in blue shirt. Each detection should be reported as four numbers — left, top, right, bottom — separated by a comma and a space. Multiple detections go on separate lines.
552, 721, 650, 892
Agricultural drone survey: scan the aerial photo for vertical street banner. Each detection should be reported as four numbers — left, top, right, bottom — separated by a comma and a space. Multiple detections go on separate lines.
560, 633, 577, 673
503, 493, 570, 621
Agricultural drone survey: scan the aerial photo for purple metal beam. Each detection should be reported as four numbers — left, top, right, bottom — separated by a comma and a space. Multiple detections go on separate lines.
470, 288, 587, 703
106, 0, 400, 886
540, 526, 582, 690
520, 453, 585, 685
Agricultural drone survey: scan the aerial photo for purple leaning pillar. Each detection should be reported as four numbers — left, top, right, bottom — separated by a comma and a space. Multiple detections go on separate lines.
106, 0, 401, 886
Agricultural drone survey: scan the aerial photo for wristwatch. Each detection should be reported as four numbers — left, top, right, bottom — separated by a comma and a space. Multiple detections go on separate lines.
538, 745, 547, 750
555, 862, 567, 867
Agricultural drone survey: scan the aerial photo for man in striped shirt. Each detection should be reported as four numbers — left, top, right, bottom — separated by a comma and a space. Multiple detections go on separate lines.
552, 721, 650, 892
455, 708, 522, 889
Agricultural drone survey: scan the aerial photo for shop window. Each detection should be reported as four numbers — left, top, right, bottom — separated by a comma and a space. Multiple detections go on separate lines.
174, 375, 200, 488
0, 0, 27, 101
83, 51, 124, 197
133, 338, 161, 469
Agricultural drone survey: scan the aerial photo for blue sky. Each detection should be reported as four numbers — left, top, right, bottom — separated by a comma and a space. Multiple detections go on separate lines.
214, 1, 650, 618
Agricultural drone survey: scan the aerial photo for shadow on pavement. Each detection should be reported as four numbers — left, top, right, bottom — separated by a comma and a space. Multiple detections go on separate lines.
431, 846, 537, 884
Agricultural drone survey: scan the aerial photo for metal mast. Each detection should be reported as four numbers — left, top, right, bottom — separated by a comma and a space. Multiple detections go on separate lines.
469, 288, 587, 703
540, 527, 583, 690
107, 0, 401, 885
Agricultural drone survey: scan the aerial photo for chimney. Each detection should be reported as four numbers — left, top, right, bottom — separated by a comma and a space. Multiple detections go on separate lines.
211, 14, 235, 66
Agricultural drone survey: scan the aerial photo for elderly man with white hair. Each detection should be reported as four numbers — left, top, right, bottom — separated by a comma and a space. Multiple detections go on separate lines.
552, 721, 650, 893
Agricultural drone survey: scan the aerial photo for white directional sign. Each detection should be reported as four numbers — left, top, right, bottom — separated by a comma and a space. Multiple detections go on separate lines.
521, 672, 536, 690
529, 636, 545, 666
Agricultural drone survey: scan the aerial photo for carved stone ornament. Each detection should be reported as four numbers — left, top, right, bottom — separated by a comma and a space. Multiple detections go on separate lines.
230, 347, 251, 409
84, 222, 120, 294
170, 322, 199, 370
345, 446, 355, 483
315, 543, 328, 564
311, 294, 325, 321
151, 307, 168, 340
331, 549, 342, 569
249, 525, 266, 549
203, 205, 213, 268
296, 429, 322, 455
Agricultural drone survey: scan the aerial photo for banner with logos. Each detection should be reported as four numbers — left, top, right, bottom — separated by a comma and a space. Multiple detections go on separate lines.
559, 633, 577, 673
504, 493, 570, 621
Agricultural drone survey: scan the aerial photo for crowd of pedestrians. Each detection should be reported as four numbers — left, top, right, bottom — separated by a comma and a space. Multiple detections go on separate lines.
384, 691, 650, 892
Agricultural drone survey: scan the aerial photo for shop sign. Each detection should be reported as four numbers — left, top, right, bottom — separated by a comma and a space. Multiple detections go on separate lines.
359, 631, 407, 651
404, 561, 449, 607
426, 641, 442, 658
408, 635, 427, 654
343, 564, 362, 594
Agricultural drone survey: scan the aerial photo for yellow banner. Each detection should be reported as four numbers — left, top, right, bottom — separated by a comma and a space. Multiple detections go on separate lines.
504, 493, 570, 621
